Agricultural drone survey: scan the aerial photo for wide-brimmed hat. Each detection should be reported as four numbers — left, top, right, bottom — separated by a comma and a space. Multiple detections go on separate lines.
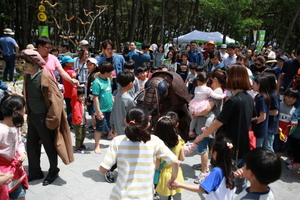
26, 44, 36, 50
61, 56, 75, 64
86, 57, 98, 66
3, 28, 14, 35
20, 49, 46, 66
266, 56, 277, 63
206, 41, 216, 47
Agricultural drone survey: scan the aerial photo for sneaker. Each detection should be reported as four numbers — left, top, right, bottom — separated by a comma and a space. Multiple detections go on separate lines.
105, 171, 115, 183
194, 172, 209, 184
80, 145, 88, 150
189, 131, 196, 138
184, 143, 198, 155
287, 162, 300, 170
192, 163, 202, 170
153, 192, 160, 199
75, 149, 84, 153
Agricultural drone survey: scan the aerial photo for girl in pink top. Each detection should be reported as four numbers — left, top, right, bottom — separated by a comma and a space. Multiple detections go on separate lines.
189, 72, 225, 137
0, 95, 28, 200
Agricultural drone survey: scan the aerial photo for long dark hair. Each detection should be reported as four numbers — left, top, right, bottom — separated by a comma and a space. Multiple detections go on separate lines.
254, 74, 271, 105
154, 111, 179, 148
125, 106, 150, 143
0, 95, 25, 128
165, 50, 176, 64
211, 135, 235, 190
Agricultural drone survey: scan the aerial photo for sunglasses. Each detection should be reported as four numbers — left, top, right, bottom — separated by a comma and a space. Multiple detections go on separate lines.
255, 63, 262, 66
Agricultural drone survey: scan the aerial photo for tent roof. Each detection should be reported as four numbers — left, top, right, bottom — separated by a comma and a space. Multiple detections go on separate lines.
173, 30, 235, 45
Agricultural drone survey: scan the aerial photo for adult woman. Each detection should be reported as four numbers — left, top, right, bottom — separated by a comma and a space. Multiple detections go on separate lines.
181, 50, 190, 66
194, 64, 255, 193
153, 44, 165, 67
251, 55, 266, 75
162, 50, 177, 72
191, 68, 226, 183
74, 49, 89, 84
185, 45, 191, 52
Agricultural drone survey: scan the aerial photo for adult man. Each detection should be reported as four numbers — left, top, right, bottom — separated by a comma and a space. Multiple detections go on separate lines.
16, 49, 74, 186
79, 40, 89, 50
122, 42, 130, 55
128, 42, 138, 60
246, 49, 253, 65
188, 40, 203, 66
0, 28, 19, 81
277, 48, 300, 92
164, 39, 173, 56
274, 54, 288, 79
97, 39, 125, 91
61, 43, 72, 57
223, 43, 237, 67
36, 36, 78, 86
132, 42, 151, 76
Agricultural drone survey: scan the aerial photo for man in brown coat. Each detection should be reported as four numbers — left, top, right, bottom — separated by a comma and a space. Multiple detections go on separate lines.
17, 49, 74, 186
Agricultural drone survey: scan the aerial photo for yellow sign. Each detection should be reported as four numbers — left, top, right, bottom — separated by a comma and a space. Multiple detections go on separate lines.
37, 12, 47, 22
38, 5, 46, 12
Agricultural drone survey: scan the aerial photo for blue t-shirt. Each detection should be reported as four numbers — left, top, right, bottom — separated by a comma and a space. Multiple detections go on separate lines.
132, 52, 151, 76
268, 93, 280, 135
0, 36, 17, 56
92, 77, 113, 112
281, 58, 300, 90
253, 95, 269, 138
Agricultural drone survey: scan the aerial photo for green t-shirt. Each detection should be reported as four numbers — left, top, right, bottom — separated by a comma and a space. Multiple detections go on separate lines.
92, 76, 113, 112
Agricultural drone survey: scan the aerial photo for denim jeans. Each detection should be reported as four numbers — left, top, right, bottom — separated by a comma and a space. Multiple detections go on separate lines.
95, 111, 111, 133
3, 54, 15, 81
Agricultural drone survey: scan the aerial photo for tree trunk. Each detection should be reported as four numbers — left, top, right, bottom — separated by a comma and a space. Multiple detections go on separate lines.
20, 0, 28, 49
113, 0, 120, 52
281, 3, 300, 50
128, 0, 140, 42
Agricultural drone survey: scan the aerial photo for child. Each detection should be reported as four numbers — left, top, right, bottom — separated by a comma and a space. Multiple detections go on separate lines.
234, 147, 281, 199
0, 95, 28, 200
86, 58, 99, 132
92, 61, 114, 154
137, 66, 148, 91
252, 74, 271, 148
115, 60, 140, 99
186, 63, 197, 92
188, 72, 226, 138
61, 56, 76, 128
71, 87, 87, 153
152, 65, 159, 74
161, 65, 168, 71
177, 62, 188, 82
169, 135, 235, 200
100, 106, 180, 200
154, 112, 185, 200
273, 88, 298, 159
105, 71, 136, 183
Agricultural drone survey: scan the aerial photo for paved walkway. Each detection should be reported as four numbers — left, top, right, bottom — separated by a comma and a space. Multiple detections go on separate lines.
22, 124, 300, 200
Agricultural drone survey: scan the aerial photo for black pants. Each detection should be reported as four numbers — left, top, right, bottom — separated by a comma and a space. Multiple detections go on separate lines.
27, 113, 58, 175
290, 137, 300, 163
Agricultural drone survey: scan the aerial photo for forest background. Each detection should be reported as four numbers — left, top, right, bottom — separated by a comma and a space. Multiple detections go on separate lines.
1, 0, 300, 53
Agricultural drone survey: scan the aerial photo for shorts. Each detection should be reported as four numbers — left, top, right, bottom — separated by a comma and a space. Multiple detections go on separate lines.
95, 111, 111, 133
87, 104, 95, 115
9, 184, 26, 199
197, 137, 213, 154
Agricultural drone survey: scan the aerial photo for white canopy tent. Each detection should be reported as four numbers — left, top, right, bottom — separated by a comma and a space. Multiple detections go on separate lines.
173, 30, 235, 46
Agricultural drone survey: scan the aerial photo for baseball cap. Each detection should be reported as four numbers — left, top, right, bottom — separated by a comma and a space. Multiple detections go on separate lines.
61, 56, 75, 64
86, 57, 98, 66
220, 44, 227, 49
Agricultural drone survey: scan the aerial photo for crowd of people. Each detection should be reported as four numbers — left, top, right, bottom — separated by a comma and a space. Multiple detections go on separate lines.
0, 27, 298, 199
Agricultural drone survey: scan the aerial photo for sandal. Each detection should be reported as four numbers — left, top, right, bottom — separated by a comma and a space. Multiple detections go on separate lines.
192, 163, 202, 170
189, 131, 196, 138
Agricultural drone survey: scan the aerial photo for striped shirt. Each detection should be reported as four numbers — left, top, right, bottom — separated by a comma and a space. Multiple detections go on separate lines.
101, 135, 178, 200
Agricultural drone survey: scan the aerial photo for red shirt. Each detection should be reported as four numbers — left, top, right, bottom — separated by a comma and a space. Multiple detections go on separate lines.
63, 67, 76, 98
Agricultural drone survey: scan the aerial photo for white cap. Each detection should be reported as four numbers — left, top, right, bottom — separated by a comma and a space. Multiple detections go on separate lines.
220, 44, 227, 49
79, 40, 89, 46
87, 57, 98, 66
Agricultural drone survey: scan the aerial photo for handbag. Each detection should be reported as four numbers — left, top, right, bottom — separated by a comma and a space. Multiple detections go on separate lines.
153, 147, 174, 184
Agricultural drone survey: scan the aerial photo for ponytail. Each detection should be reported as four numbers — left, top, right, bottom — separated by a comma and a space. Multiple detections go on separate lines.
0, 95, 25, 128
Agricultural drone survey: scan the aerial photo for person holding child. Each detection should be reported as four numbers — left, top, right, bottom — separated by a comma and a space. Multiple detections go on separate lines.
100, 106, 180, 200
0, 95, 28, 200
